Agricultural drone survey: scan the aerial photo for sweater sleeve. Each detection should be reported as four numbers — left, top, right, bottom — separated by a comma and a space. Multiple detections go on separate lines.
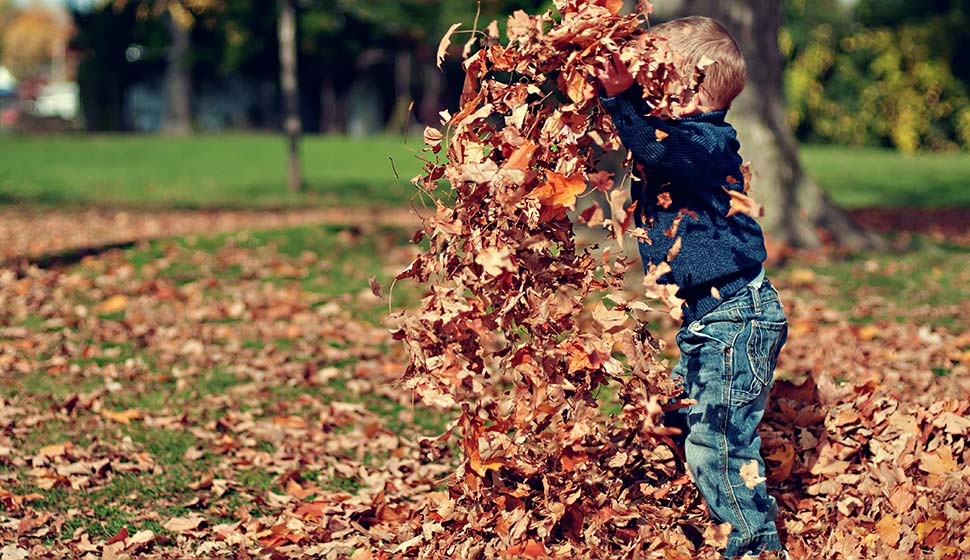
600, 91, 727, 183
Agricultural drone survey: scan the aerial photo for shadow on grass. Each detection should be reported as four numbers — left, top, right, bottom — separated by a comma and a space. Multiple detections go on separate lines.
0, 190, 74, 207
3, 241, 138, 272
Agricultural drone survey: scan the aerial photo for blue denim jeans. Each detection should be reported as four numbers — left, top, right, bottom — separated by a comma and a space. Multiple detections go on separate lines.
668, 275, 788, 558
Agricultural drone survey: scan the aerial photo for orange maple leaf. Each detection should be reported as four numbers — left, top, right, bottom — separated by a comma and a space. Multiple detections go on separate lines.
527, 171, 586, 210
504, 140, 537, 171
600, 0, 624, 15
501, 540, 547, 558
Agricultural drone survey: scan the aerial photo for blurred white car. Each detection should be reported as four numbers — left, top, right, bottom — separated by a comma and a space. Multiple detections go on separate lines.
33, 81, 80, 120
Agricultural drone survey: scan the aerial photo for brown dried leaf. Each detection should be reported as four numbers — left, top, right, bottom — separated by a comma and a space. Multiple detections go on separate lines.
436, 23, 462, 69
162, 515, 205, 533
740, 459, 766, 489
723, 186, 764, 218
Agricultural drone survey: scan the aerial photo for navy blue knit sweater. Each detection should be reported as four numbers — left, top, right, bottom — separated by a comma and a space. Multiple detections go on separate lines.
600, 89, 767, 324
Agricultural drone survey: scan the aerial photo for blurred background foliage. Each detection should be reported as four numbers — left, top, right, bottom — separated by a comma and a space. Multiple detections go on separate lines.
63, 0, 550, 133
1, 0, 968, 152
783, 0, 970, 152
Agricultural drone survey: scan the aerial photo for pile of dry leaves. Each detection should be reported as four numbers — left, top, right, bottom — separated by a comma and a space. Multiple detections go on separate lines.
396, 0, 740, 557
394, 0, 970, 558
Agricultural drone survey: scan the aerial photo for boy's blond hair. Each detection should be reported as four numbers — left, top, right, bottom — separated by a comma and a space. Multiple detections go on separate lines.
648, 16, 747, 110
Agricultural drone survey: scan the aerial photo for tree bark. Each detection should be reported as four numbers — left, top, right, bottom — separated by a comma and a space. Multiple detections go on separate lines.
320, 77, 336, 133
682, 0, 881, 249
418, 55, 444, 127
386, 48, 413, 133
278, 0, 302, 192
162, 11, 192, 136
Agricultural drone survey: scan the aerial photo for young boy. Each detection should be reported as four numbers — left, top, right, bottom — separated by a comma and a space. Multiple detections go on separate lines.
594, 16, 790, 559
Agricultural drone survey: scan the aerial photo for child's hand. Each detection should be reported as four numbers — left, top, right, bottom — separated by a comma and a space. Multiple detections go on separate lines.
671, 91, 715, 117
594, 51, 635, 98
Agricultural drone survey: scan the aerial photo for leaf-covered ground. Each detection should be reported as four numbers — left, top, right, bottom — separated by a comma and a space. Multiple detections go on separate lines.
0, 207, 419, 263
1, 219, 969, 558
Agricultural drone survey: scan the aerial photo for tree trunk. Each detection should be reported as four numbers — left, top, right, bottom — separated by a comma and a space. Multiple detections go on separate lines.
163, 12, 192, 136
682, 0, 881, 249
418, 56, 444, 127
278, 0, 302, 192
386, 48, 413, 133
320, 77, 336, 133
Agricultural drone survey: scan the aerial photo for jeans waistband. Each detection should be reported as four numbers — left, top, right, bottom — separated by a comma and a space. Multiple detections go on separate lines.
747, 266, 765, 289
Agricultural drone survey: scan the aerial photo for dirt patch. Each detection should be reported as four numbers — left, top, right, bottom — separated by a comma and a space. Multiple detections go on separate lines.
848, 207, 970, 243
1, 206, 965, 266
0, 206, 422, 262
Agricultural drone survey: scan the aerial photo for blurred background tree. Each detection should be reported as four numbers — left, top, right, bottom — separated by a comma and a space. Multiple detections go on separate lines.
279, 0, 300, 192
67, 0, 549, 135
2, 3, 70, 80
108, 0, 226, 135
0, 0, 17, 62
10, 0, 959, 153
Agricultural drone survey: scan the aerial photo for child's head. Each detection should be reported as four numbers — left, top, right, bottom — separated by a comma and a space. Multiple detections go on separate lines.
648, 16, 746, 111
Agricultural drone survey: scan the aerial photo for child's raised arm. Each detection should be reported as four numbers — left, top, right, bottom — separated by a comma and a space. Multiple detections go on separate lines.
600, 90, 738, 184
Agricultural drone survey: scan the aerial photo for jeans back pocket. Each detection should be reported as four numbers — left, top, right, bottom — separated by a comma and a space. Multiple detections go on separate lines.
745, 319, 788, 393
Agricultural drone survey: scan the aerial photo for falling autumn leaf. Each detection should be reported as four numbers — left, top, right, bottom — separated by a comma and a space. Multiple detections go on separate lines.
527, 171, 587, 210
2, 2, 965, 559
740, 459, 766, 489
475, 246, 515, 277
723, 186, 764, 218
503, 140, 537, 172
436, 23, 462, 69
423, 126, 444, 151
369, 276, 384, 299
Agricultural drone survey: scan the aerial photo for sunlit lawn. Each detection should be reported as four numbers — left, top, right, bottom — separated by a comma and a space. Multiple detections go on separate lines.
2, 133, 969, 209
0, 134, 425, 209
799, 144, 970, 208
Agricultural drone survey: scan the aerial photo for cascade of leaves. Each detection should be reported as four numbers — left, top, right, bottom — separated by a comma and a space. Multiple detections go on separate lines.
394, 1, 727, 557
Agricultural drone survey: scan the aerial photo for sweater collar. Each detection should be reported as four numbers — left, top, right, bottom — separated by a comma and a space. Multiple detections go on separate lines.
677, 109, 728, 123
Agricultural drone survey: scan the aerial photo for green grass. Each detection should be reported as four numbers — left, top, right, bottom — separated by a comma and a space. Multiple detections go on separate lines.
122, 224, 417, 309
800, 145, 970, 208
0, 134, 427, 209
774, 235, 970, 329
2, 134, 968, 210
